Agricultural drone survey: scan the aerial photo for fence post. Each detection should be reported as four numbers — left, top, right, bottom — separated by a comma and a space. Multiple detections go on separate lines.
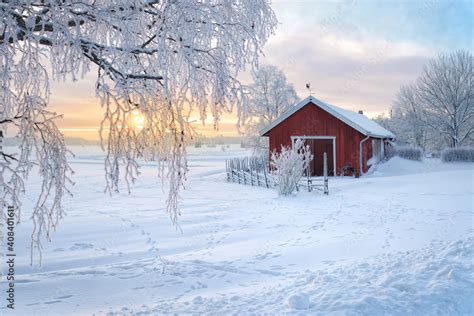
264, 159, 269, 188
323, 152, 329, 195
231, 160, 235, 182
227, 156, 275, 189
242, 165, 246, 185
231, 160, 234, 182
256, 164, 260, 187
249, 158, 254, 186
226, 160, 229, 182
237, 159, 241, 184
306, 163, 311, 192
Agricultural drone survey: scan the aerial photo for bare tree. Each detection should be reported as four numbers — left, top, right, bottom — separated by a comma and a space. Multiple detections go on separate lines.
391, 85, 430, 150
383, 50, 473, 152
0, 1, 277, 259
417, 50, 474, 148
243, 65, 299, 154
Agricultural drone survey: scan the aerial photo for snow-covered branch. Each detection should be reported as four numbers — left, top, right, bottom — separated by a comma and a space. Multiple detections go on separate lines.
1, 1, 277, 259
380, 50, 473, 151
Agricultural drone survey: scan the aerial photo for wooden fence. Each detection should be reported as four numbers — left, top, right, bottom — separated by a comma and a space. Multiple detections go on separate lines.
304, 152, 329, 195
226, 156, 274, 188
226, 153, 329, 194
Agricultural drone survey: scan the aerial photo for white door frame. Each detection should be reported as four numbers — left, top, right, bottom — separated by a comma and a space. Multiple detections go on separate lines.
291, 136, 337, 176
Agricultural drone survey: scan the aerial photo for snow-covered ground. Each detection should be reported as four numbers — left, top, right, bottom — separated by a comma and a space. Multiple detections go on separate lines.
1, 145, 473, 315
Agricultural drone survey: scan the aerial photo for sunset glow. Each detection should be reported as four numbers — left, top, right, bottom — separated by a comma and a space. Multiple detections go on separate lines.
130, 109, 146, 131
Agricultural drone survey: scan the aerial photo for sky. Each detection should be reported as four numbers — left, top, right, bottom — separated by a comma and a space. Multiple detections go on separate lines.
48, 0, 473, 140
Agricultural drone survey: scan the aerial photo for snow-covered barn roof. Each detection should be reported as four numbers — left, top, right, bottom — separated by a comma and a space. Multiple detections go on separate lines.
259, 96, 395, 139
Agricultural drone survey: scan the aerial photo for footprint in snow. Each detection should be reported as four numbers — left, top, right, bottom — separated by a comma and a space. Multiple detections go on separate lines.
69, 243, 94, 251
15, 279, 39, 284
192, 296, 204, 304
25, 303, 40, 307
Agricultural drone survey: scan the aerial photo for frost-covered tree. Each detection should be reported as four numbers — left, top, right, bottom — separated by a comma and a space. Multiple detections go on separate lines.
391, 85, 430, 150
380, 50, 473, 152
270, 139, 312, 196
416, 50, 473, 148
244, 65, 298, 154
0, 1, 277, 259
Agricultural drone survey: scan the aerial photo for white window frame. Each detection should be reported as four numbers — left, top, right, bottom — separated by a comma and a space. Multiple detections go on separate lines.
290, 136, 337, 176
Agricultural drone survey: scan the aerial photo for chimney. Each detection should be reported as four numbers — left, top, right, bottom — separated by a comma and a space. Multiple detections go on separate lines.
358, 110, 363, 115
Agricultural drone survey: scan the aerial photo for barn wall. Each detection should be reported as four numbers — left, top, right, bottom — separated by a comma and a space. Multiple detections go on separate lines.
265, 102, 372, 176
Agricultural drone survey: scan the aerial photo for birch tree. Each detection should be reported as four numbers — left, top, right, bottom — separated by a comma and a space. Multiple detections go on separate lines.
244, 65, 298, 154
385, 50, 473, 151
417, 50, 473, 148
0, 1, 277, 259
392, 85, 430, 150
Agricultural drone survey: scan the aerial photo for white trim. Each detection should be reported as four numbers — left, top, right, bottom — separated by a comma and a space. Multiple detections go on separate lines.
381, 138, 385, 159
291, 135, 337, 176
359, 136, 370, 176
291, 136, 336, 140
259, 96, 395, 139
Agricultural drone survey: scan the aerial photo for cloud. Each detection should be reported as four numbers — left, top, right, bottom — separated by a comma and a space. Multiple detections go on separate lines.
255, 0, 473, 117
259, 14, 435, 116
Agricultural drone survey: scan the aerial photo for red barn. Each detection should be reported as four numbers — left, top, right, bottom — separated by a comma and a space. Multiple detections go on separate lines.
260, 96, 395, 177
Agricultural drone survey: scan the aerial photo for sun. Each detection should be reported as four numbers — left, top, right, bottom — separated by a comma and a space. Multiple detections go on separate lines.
130, 109, 146, 131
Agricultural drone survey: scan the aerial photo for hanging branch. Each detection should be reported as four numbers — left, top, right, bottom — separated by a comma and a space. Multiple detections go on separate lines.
1, 0, 277, 261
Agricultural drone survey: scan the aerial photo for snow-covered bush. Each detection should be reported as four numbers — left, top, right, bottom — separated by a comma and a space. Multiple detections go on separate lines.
396, 146, 423, 160
391, 146, 423, 161
270, 139, 312, 196
441, 147, 474, 162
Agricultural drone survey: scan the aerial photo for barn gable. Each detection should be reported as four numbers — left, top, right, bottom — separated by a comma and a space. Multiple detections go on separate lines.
259, 96, 394, 139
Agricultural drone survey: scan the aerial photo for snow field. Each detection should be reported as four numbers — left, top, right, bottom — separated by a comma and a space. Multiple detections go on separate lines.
1, 145, 472, 315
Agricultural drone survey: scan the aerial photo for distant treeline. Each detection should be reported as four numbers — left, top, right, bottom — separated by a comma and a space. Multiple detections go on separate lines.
192, 135, 245, 147
2, 137, 100, 146
2, 136, 246, 147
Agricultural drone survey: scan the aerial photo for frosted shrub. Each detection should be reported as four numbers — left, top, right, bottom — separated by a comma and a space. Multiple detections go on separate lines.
393, 146, 423, 161
441, 147, 474, 162
271, 139, 313, 196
